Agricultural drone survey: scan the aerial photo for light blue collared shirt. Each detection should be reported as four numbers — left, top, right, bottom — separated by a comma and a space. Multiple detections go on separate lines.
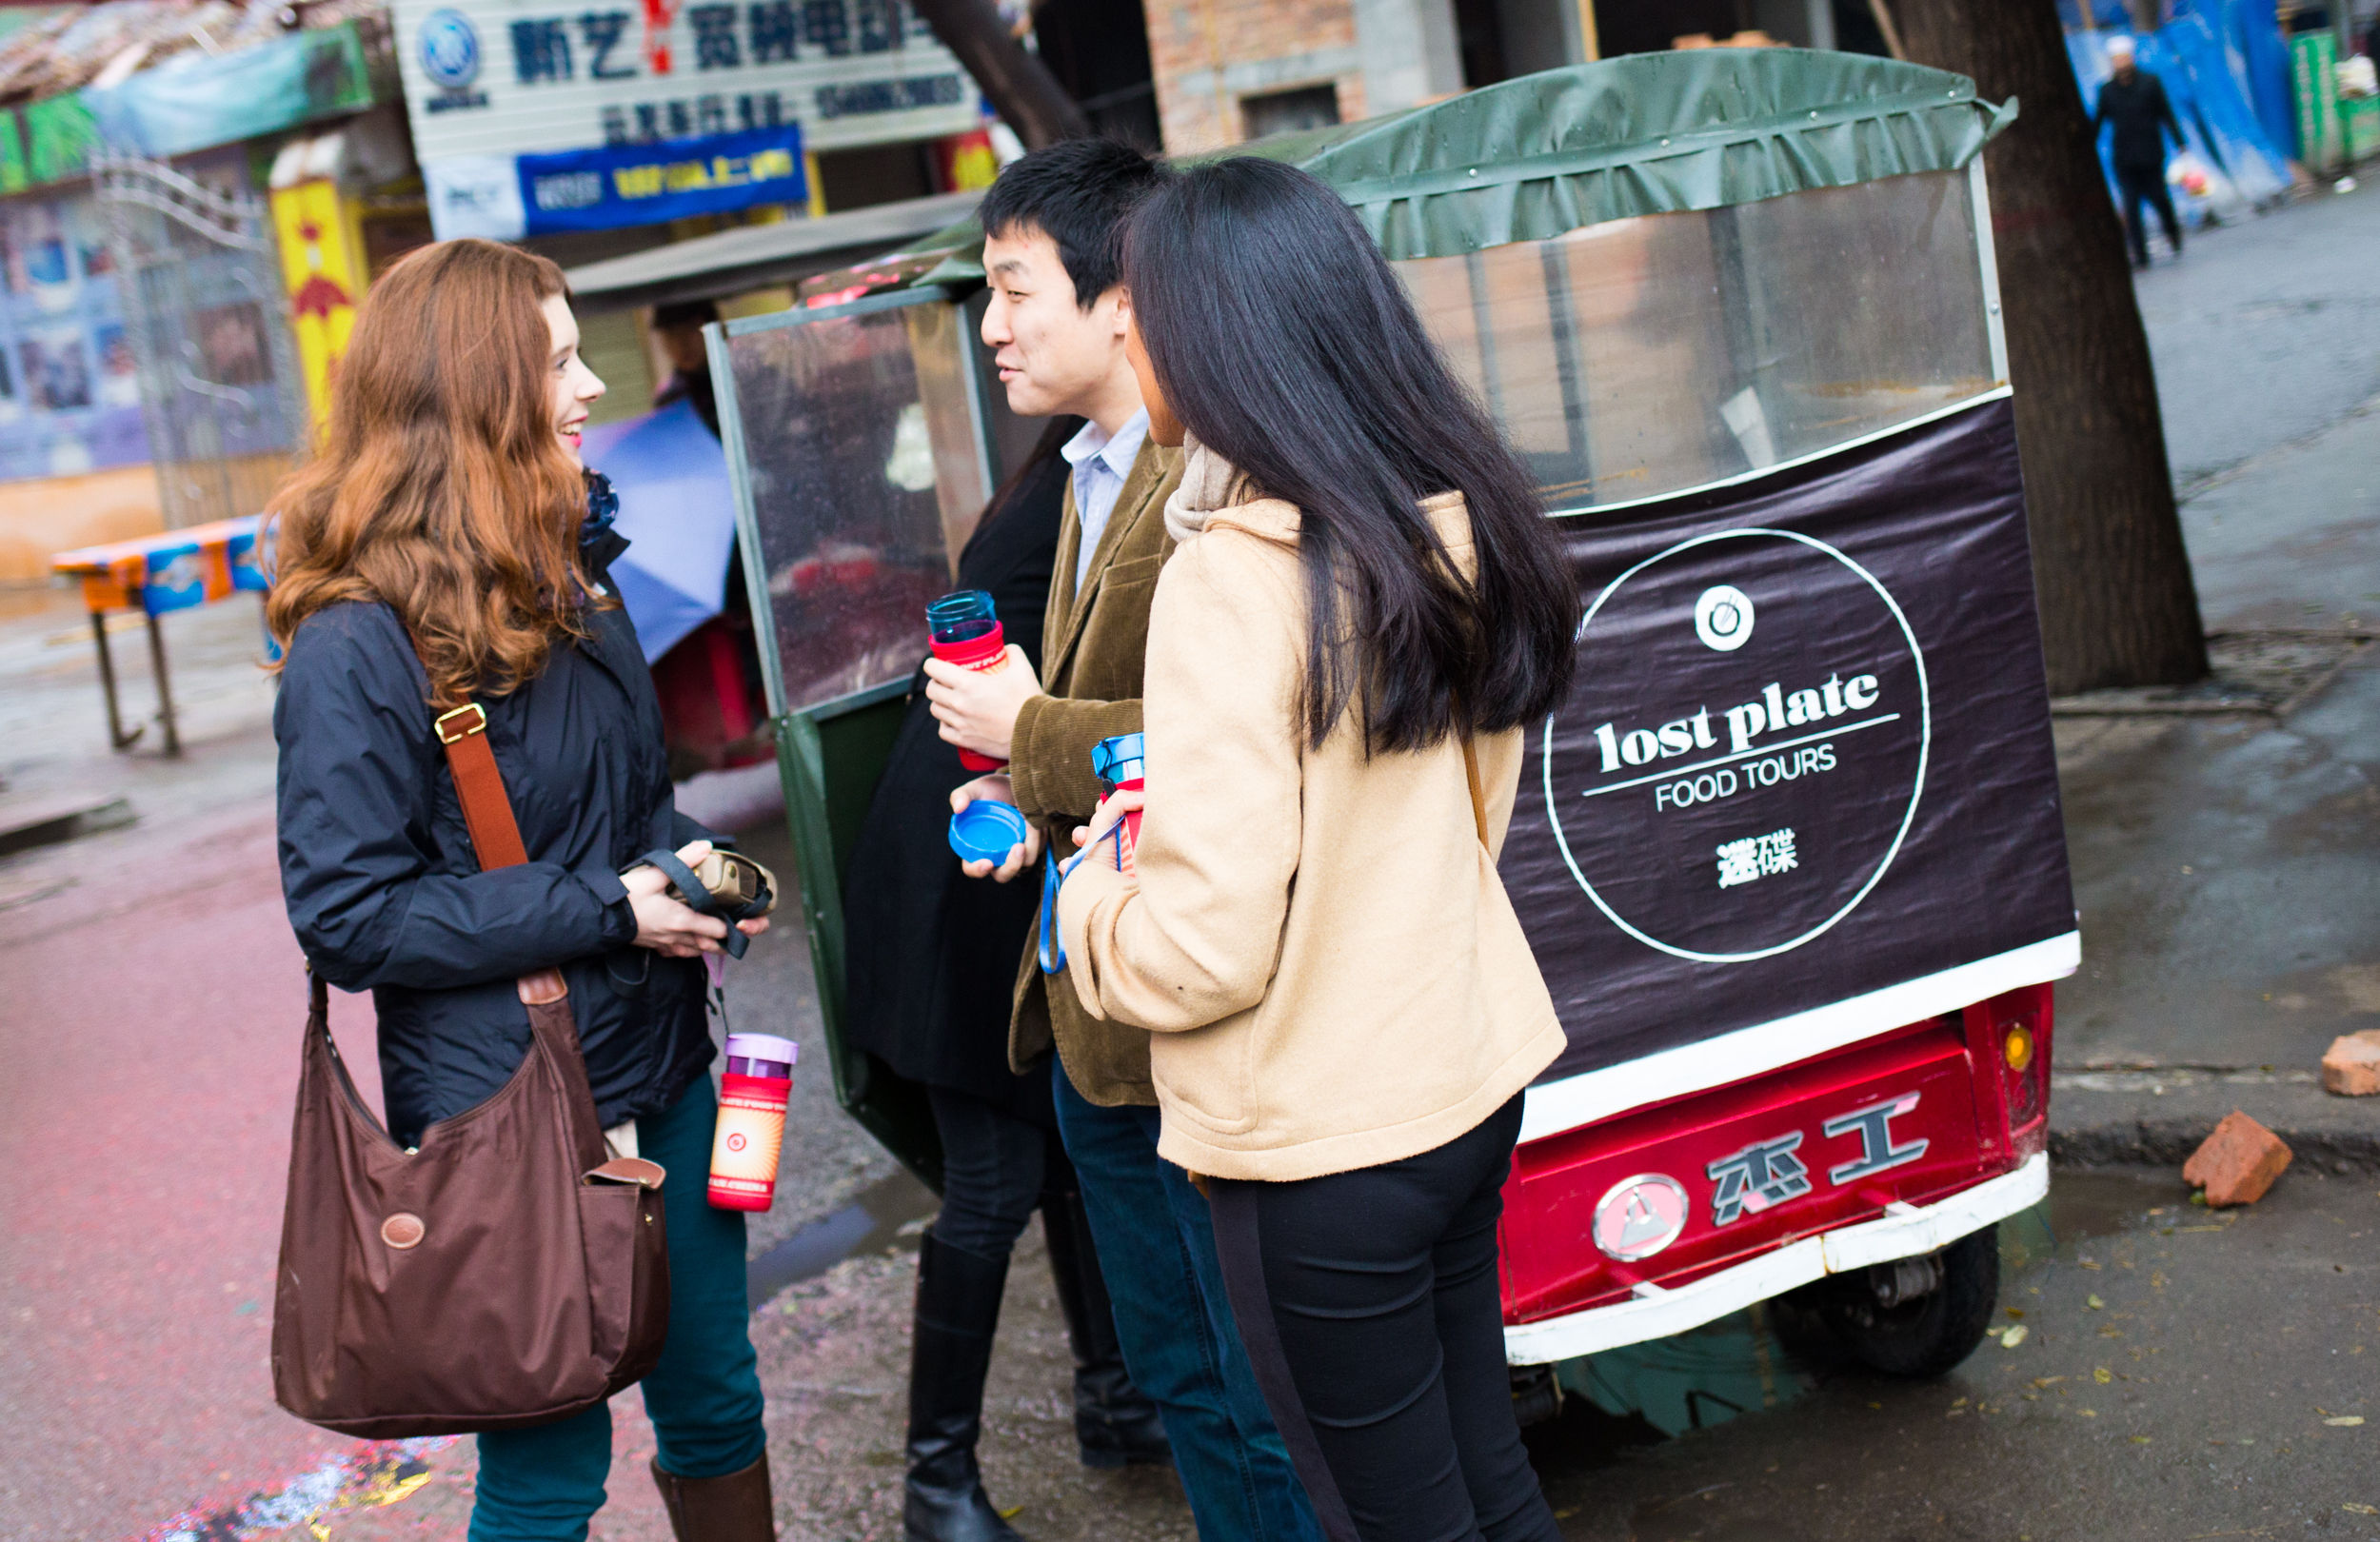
1061, 408, 1151, 592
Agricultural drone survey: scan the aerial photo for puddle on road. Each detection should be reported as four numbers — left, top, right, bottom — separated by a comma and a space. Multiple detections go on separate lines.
746, 1167, 938, 1307
1544, 1170, 2185, 1442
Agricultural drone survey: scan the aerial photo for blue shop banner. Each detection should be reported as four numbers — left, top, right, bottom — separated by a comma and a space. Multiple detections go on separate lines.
517, 123, 806, 235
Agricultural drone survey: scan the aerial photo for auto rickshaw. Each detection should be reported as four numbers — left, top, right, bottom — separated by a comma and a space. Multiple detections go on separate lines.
707, 48, 2073, 1408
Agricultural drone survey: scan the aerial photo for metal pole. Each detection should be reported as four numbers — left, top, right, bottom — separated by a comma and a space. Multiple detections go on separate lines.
89, 611, 140, 751
144, 610, 181, 757
1868, 0, 1908, 59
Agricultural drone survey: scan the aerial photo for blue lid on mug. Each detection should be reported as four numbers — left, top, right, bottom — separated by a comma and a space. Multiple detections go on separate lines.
948, 799, 1031, 865
1092, 732, 1145, 789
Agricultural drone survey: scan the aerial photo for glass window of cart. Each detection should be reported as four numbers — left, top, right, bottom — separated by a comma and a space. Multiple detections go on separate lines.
1396, 170, 1996, 512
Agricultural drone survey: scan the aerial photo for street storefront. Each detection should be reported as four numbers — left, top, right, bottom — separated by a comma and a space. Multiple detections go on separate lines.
0, 8, 377, 581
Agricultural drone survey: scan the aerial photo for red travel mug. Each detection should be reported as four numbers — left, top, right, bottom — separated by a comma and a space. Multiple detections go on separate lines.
1091, 733, 1145, 875
928, 589, 1009, 773
708, 1033, 797, 1212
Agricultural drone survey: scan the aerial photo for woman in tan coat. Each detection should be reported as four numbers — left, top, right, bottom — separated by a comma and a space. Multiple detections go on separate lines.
1053, 159, 1581, 1542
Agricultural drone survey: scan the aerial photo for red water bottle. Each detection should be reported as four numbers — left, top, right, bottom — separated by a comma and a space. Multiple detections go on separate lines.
708, 1033, 796, 1212
928, 589, 1010, 773
1091, 732, 1144, 876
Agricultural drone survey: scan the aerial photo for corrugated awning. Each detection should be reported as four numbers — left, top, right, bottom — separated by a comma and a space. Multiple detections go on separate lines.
562, 189, 984, 311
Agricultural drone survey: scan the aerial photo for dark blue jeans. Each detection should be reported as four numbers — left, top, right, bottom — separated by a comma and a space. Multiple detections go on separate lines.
468, 1077, 767, 1542
1052, 1058, 1322, 1542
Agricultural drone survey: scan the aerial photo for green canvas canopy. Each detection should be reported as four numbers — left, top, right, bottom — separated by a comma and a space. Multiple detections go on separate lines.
855, 49, 2012, 295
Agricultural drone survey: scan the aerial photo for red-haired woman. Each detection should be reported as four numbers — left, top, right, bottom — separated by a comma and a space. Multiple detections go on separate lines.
268, 239, 775, 1542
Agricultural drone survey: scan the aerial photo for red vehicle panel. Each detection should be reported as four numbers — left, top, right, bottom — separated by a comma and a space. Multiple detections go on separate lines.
1499, 985, 2053, 1327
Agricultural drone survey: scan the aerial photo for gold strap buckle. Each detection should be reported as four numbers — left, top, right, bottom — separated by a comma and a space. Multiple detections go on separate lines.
434, 703, 487, 744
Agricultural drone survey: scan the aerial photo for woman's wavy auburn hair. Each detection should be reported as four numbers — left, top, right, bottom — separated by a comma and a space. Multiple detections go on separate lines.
265, 238, 597, 708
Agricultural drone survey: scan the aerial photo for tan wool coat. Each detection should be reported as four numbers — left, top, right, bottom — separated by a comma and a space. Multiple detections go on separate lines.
1054, 445, 1566, 1182
1004, 437, 1185, 1106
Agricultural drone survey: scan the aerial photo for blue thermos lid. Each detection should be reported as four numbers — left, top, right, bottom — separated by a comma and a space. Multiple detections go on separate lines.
948, 799, 1031, 865
1092, 732, 1145, 788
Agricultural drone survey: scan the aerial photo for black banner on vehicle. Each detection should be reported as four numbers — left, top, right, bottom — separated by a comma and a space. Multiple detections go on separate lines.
1506, 393, 2075, 1116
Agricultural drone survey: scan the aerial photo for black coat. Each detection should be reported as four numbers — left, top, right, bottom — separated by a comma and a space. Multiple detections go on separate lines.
276, 533, 716, 1146
841, 445, 1068, 1100
2095, 69, 2184, 170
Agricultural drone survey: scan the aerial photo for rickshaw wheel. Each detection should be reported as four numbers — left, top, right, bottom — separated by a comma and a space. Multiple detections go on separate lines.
1772, 1223, 2000, 1379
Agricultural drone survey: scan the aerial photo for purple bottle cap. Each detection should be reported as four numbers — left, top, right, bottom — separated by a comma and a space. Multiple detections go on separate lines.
724, 1033, 798, 1077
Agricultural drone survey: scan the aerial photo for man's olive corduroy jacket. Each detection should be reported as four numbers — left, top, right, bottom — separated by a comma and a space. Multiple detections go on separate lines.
1004, 439, 1183, 1106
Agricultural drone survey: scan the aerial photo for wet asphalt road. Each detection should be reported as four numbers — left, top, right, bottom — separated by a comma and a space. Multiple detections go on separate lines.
1527, 1167, 2380, 1541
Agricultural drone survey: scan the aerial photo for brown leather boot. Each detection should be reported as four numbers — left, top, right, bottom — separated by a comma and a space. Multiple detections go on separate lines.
650, 1453, 776, 1541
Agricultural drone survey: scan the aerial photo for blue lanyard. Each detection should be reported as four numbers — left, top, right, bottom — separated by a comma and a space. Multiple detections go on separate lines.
1037, 825, 1128, 975
1039, 850, 1066, 975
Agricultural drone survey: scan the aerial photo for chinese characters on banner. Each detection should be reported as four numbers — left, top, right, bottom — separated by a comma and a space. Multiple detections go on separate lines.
390, 0, 982, 238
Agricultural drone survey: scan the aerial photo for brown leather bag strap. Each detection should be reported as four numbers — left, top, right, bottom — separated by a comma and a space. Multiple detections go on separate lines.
426, 694, 601, 1159
1459, 735, 1490, 851
432, 703, 530, 870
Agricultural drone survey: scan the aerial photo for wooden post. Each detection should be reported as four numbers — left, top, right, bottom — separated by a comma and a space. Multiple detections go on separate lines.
1868, 0, 1908, 59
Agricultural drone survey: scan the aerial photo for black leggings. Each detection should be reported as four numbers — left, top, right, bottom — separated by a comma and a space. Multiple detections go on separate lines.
924, 1077, 1070, 1259
1207, 1095, 1559, 1542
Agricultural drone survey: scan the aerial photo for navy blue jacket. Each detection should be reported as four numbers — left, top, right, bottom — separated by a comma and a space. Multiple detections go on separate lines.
275, 537, 716, 1146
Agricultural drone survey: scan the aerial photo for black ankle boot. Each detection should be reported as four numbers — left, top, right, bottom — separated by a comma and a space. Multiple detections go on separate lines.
1041, 1187, 1173, 1470
904, 1232, 1024, 1542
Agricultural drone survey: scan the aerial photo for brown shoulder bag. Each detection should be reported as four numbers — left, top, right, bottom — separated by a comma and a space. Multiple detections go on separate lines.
270, 698, 672, 1437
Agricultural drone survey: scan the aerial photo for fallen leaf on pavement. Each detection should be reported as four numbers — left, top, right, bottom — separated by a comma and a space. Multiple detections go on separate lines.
2094, 1368, 2114, 1383
2088, 1294, 2107, 1309
2324, 1415, 2365, 1427
1996, 1325, 2030, 1348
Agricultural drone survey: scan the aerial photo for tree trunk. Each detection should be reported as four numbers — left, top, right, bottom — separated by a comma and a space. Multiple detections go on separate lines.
908, 0, 1090, 150
1897, 0, 2207, 693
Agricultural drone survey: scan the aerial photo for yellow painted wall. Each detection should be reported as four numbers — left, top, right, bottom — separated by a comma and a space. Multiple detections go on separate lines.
0, 465, 165, 584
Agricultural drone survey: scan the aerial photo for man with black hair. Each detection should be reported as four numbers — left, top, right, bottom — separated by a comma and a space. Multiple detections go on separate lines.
650, 297, 722, 436
925, 138, 1324, 1542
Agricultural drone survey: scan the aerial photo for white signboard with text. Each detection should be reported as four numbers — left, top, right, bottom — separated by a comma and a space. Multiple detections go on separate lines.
390, 0, 982, 236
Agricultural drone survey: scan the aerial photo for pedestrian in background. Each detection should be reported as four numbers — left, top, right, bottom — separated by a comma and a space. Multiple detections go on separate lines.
650, 296, 721, 437
2095, 34, 2189, 269
925, 139, 1325, 1542
1054, 157, 1580, 1542
841, 412, 1172, 1542
268, 238, 775, 1542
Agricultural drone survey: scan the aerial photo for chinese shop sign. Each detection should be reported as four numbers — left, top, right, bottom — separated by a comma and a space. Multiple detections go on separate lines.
518, 124, 804, 233
392, 0, 981, 238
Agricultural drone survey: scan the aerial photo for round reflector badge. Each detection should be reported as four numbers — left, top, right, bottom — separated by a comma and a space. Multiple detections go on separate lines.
1592, 1175, 1690, 1261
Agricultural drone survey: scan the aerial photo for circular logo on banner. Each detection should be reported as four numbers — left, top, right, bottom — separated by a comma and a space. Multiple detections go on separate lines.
1541, 528, 1930, 963
1695, 585, 1755, 651
418, 9, 483, 89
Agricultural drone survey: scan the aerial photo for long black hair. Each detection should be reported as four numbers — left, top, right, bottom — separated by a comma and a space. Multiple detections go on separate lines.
1123, 157, 1578, 753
